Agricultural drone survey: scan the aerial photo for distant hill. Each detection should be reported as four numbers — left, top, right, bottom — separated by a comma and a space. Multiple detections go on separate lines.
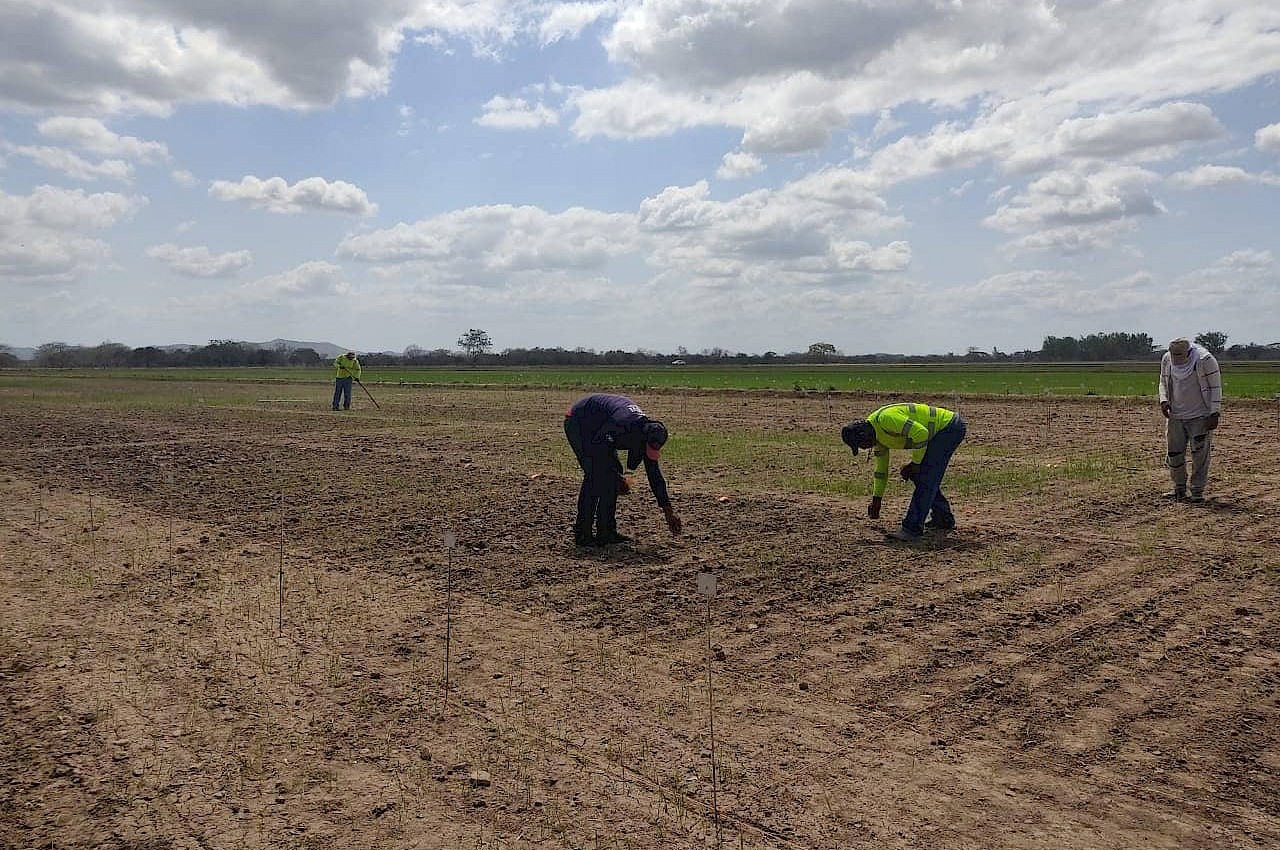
4, 339, 351, 361
157, 339, 348, 357
256, 339, 348, 358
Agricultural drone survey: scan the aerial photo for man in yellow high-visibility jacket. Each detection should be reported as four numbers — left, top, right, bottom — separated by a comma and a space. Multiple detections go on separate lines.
332, 351, 361, 411
842, 402, 967, 542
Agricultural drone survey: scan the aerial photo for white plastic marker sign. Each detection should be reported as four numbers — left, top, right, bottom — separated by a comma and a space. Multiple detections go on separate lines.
697, 572, 717, 600
443, 531, 457, 549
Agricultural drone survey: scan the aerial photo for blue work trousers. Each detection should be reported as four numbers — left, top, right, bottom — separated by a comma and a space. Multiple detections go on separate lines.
332, 377, 353, 410
902, 415, 966, 535
564, 417, 624, 535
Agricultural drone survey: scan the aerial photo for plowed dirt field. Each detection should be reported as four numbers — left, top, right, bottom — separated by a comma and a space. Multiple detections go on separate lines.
2, 379, 1277, 849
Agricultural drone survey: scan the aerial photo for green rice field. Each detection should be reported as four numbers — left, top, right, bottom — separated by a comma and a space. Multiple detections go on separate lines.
3, 361, 1278, 398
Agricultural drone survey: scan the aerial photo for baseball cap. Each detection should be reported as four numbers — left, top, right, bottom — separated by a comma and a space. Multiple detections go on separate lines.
642, 421, 668, 460
842, 421, 873, 455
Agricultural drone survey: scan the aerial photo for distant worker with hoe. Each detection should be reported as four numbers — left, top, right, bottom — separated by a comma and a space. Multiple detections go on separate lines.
1159, 337, 1222, 502
842, 402, 967, 542
332, 351, 362, 411
564, 393, 682, 546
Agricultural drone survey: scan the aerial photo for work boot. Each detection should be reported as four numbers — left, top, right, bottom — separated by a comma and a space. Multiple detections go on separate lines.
886, 527, 923, 543
573, 524, 598, 547
573, 522, 596, 547
1188, 492, 1206, 503
595, 530, 631, 546
925, 517, 956, 531
1164, 490, 1187, 502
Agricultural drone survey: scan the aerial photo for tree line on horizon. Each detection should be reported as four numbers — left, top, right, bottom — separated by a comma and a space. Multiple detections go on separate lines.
3, 330, 1277, 370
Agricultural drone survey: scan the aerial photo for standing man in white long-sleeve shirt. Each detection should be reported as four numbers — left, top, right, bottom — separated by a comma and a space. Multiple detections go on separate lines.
1158, 337, 1222, 502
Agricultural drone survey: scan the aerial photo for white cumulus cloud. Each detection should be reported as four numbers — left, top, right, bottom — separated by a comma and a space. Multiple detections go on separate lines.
1215, 248, 1273, 269
1256, 123, 1280, 153
637, 170, 907, 287
1, 185, 146, 230
1049, 102, 1225, 161
37, 117, 169, 162
146, 244, 252, 278
716, 151, 765, 180
476, 95, 560, 130
0, 185, 145, 281
2, 143, 133, 182
985, 166, 1165, 253
338, 205, 634, 274
248, 261, 350, 301
539, 2, 617, 45
209, 176, 377, 216
576, 0, 1278, 162
1167, 165, 1280, 188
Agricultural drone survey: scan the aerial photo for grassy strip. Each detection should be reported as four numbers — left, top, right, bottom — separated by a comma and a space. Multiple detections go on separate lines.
4, 362, 1279, 397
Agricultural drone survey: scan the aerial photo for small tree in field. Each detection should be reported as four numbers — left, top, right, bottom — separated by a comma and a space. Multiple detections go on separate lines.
1194, 331, 1227, 356
457, 329, 493, 359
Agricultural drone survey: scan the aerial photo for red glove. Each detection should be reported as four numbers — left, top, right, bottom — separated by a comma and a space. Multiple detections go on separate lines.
867, 496, 882, 519
899, 462, 918, 482
1160, 401, 1171, 419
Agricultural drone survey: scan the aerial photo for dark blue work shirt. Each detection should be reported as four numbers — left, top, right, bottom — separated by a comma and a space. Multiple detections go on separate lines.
567, 393, 671, 507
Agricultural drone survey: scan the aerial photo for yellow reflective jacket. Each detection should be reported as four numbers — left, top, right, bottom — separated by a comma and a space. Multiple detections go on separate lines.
867, 403, 957, 496
334, 354, 362, 379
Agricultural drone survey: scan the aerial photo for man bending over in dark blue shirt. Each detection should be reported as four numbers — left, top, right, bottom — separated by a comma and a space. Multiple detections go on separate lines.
564, 393, 683, 546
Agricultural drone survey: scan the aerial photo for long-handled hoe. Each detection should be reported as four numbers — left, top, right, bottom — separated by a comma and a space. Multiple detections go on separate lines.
355, 378, 381, 409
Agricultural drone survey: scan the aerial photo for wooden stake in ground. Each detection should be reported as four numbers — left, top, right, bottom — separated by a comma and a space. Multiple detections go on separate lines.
87, 486, 97, 574
442, 530, 457, 713
277, 489, 285, 635
166, 471, 175, 586
697, 571, 722, 848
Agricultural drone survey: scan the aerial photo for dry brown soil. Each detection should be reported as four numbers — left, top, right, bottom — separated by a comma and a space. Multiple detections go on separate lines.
2, 381, 1278, 849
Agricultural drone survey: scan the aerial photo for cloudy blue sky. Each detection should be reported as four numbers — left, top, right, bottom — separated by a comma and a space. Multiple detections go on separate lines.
1, 0, 1277, 356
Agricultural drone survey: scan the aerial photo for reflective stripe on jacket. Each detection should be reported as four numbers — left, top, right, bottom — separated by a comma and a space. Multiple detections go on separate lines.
867, 403, 957, 496
334, 354, 362, 379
